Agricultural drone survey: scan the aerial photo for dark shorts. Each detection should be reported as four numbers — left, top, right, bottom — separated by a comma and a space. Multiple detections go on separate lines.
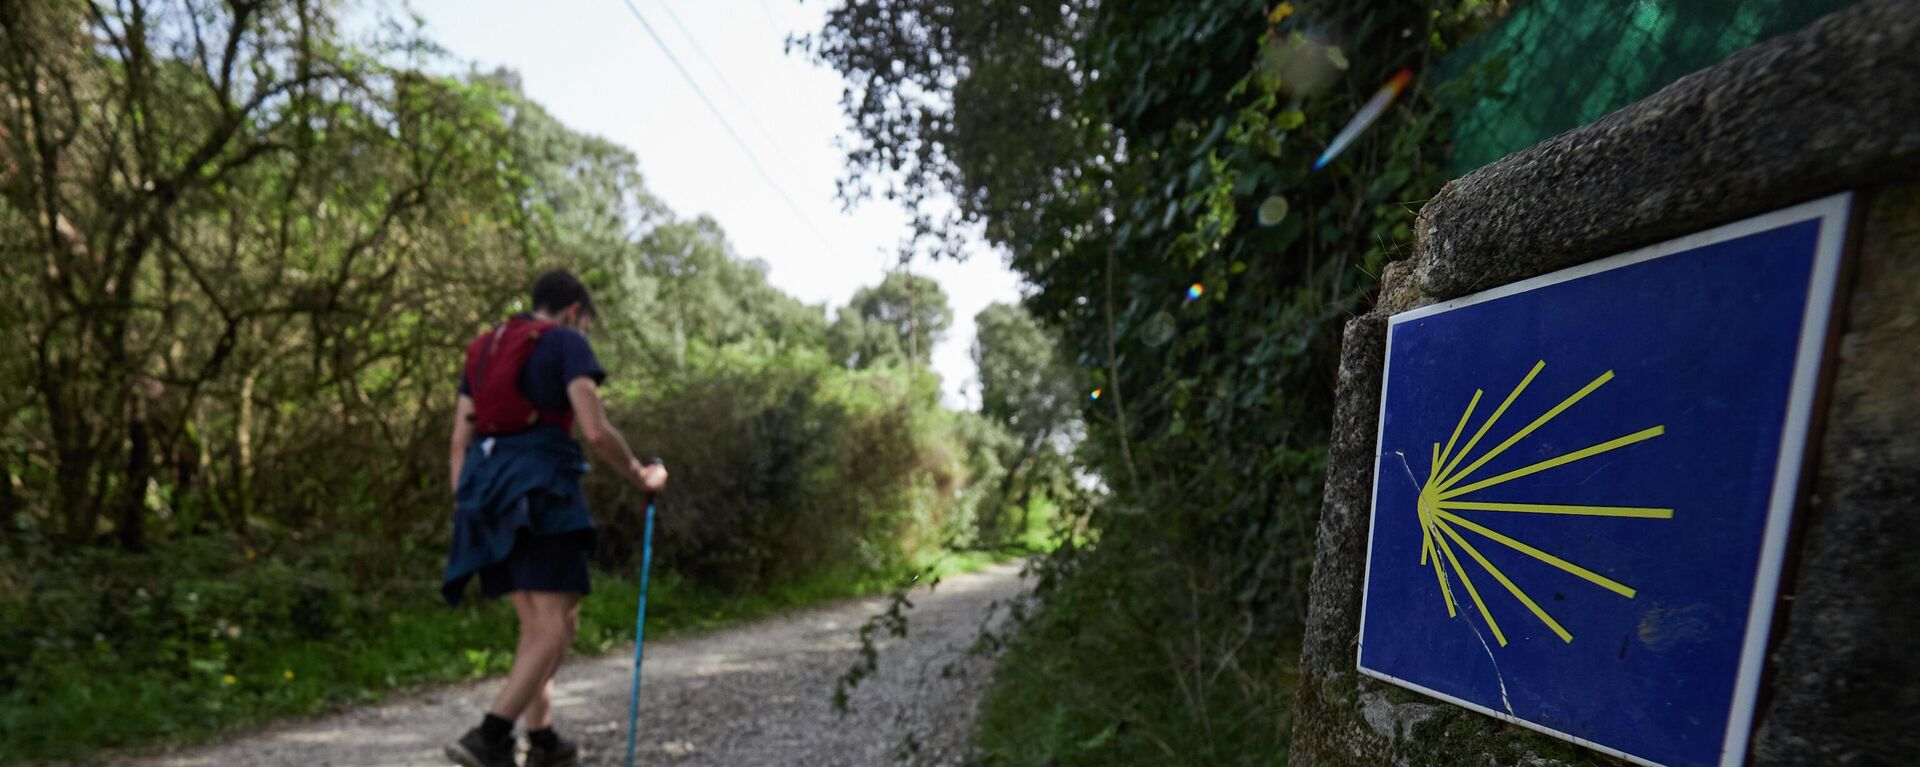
478, 530, 594, 598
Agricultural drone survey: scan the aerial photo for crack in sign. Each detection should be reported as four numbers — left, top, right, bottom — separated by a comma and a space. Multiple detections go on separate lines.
1465, 618, 1514, 715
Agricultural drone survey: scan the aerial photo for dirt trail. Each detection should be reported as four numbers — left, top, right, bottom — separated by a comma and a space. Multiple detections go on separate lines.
122, 562, 1027, 767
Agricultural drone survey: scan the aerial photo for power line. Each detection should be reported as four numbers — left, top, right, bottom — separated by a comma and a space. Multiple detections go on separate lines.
756, 0, 792, 62
614, 0, 837, 254
653, 0, 811, 184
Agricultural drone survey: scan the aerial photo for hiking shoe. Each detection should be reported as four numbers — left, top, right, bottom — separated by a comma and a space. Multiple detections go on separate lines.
445, 726, 517, 767
526, 733, 580, 767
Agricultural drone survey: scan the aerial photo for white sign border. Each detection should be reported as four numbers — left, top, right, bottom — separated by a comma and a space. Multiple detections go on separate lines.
1352, 192, 1854, 767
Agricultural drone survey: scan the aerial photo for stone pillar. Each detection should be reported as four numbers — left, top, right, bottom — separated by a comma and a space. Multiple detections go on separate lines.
1291, 1, 1920, 764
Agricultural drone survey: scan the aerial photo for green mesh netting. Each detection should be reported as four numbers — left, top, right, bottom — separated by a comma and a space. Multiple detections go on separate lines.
1438, 0, 1858, 174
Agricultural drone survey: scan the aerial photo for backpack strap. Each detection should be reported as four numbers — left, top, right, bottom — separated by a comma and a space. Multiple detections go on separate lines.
469, 322, 510, 396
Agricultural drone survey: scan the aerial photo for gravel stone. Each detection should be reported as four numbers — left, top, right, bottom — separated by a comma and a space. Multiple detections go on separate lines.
114, 562, 1028, 767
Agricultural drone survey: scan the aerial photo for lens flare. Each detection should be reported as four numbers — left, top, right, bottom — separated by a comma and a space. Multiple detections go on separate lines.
1257, 195, 1289, 226
1313, 68, 1413, 171
1090, 388, 1103, 401
1187, 283, 1205, 301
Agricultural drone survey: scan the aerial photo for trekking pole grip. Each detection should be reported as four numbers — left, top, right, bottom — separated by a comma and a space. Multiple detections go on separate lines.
641, 456, 664, 506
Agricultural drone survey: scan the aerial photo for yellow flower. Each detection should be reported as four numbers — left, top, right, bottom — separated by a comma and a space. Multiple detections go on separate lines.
283, 670, 295, 681
1269, 3, 1294, 23
222, 674, 237, 685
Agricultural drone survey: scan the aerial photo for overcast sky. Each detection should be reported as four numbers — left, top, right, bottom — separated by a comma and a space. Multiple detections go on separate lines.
397, 0, 1023, 408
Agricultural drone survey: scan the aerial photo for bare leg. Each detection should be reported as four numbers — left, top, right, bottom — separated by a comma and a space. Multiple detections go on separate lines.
522, 678, 556, 731
522, 598, 580, 731
488, 591, 581, 720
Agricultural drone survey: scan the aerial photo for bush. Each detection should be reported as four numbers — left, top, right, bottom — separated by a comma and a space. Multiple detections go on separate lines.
0, 4, 1022, 761
591, 344, 992, 593
0, 530, 994, 763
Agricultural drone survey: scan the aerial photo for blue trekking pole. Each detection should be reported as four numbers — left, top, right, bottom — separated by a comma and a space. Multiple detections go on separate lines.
625, 459, 663, 767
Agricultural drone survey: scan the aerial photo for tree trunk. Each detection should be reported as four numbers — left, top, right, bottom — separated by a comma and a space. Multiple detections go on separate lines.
0, 449, 18, 536
986, 433, 1044, 542
233, 370, 257, 533
116, 408, 150, 551
50, 375, 101, 546
1014, 477, 1036, 536
171, 429, 198, 522
58, 445, 96, 545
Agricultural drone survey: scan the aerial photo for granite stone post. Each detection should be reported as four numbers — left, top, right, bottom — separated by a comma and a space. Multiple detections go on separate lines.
1291, 2, 1920, 764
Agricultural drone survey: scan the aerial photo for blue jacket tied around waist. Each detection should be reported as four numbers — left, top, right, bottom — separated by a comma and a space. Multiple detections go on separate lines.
441, 428, 596, 605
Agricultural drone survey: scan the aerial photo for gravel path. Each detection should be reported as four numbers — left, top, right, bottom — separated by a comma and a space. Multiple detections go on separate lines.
123, 562, 1027, 767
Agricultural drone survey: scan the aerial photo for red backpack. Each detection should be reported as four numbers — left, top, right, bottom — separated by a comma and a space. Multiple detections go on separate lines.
462, 316, 575, 436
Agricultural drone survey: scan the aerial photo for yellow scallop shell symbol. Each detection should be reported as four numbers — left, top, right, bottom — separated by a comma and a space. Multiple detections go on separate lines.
1415, 361, 1670, 647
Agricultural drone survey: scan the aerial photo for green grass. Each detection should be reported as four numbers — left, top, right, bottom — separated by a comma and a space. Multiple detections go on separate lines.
2, 555, 1010, 766
966, 518, 1296, 767
969, 614, 1297, 767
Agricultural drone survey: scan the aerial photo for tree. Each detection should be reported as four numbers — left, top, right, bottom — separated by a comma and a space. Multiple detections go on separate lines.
482, 75, 827, 373
799, 2, 1086, 260
811, 0, 1486, 759
975, 303, 1076, 434
636, 216, 829, 367
0, 4, 1030, 755
0, 0, 529, 548
830, 272, 951, 370
972, 302, 1078, 537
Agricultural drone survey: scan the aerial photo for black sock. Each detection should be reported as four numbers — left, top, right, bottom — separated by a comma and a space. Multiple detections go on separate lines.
528, 726, 560, 750
479, 713, 514, 743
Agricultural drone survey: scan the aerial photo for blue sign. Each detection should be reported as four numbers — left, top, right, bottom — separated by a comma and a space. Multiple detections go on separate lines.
1356, 194, 1850, 767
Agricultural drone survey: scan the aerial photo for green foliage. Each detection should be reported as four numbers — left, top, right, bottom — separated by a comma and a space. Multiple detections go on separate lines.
811, 0, 1487, 762
0, 0, 538, 557
829, 272, 953, 369
0, 536, 994, 764
0, 2, 1016, 761
971, 302, 1080, 544
974, 303, 1077, 441
971, 555, 1301, 766
585, 344, 984, 594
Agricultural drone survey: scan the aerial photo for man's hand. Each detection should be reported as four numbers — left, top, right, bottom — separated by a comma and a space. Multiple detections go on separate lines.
571, 376, 667, 493
630, 458, 669, 493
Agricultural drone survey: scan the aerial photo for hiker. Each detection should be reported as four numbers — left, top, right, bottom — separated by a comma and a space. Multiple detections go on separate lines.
441, 269, 668, 767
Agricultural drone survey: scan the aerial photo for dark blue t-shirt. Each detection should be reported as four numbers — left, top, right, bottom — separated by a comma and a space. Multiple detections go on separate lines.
459, 318, 606, 417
